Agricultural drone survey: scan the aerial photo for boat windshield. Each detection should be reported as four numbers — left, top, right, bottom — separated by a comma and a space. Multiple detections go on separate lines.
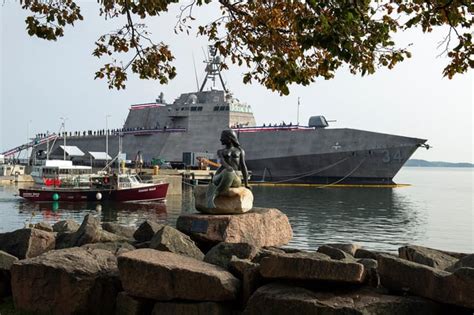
42, 167, 59, 175
59, 168, 92, 175
117, 174, 141, 188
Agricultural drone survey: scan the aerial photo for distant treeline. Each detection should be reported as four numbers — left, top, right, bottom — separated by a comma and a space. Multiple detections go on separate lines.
406, 159, 473, 168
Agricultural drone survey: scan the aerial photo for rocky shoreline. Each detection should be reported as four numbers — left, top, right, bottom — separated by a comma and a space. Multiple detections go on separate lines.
0, 208, 473, 314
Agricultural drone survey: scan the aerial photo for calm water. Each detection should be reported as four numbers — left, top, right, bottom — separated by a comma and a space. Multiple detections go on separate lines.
0, 167, 472, 253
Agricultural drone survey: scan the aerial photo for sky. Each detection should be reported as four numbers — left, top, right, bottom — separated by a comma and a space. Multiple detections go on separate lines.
1, 2, 473, 163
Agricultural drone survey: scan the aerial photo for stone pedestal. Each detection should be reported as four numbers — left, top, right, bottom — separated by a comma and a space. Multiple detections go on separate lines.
194, 185, 254, 214
176, 208, 292, 247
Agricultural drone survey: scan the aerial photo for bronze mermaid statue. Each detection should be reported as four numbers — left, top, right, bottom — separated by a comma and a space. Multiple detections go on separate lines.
206, 129, 250, 209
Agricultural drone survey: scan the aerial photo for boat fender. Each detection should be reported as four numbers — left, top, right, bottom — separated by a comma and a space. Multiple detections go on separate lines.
104, 177, 109, 184
96, 192, 102, 200
52, 193, 59, 201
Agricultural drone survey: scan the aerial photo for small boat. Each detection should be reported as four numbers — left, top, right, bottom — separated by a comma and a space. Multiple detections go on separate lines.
19, 173, 168, 202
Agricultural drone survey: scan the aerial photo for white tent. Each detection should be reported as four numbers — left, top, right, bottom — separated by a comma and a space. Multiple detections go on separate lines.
87, 151, 112, 160
59, 145, 85, 157
49, 145, 85, 160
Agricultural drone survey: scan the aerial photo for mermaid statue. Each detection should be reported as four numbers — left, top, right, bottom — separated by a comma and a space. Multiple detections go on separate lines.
206, 129, 250, 209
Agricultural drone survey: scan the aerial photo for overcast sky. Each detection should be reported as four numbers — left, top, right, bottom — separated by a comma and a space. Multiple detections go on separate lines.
1, 2, 473, 163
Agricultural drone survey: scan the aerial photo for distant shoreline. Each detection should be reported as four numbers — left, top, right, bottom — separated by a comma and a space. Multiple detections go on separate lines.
405, 159, 473, 168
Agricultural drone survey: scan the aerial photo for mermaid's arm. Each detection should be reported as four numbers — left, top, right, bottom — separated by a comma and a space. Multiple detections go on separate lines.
240, 149, 250, 188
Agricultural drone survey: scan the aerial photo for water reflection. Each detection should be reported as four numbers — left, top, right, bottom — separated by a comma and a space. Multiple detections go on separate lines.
16, 198, 180, 229
252, 187, 427, 252
6, 185, 427, 252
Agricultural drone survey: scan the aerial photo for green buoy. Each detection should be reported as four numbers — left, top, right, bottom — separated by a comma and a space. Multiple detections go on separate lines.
52, 193, 59, 201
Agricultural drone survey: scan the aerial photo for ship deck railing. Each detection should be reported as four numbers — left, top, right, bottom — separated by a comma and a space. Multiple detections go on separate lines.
232, 125, 314, 133
121, 128, 187, 136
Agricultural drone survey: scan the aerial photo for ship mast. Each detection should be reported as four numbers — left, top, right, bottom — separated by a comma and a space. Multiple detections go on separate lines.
199, 46, 227, 92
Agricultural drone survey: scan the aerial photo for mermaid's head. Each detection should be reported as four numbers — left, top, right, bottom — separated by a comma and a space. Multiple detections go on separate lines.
220, 129, 241, 148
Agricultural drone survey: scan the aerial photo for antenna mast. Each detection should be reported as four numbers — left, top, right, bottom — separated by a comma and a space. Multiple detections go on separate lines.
192, 53, 200, 92
199, 46, 227, 92
297, 97, 301, 126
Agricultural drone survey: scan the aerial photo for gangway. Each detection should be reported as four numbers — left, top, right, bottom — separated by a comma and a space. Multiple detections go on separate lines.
1, 134, 58, 157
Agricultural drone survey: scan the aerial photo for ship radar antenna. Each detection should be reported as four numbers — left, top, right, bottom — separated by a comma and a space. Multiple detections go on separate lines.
199, 45, 227, 93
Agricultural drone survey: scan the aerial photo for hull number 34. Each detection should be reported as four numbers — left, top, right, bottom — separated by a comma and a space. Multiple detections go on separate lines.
382, 150, 403, 163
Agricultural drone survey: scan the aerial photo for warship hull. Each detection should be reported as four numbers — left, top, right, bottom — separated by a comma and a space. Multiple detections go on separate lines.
245, 146, 419, 184
238, 128, 424, 185
31, 126, 424, 185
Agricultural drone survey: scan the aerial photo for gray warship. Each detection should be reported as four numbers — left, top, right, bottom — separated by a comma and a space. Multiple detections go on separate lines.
24, 48, 428, 185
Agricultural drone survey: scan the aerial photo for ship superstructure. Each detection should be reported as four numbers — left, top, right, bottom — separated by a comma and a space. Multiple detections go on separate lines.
121, 88, 256, 163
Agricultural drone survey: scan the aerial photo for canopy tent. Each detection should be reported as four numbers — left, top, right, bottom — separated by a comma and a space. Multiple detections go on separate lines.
76, 151, 114, 167
49, 145, 85, 160
87, 151, 112, 161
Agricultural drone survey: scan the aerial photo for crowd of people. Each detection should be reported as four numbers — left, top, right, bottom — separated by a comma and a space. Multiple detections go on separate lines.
34, 126, 180, 139
230, 121, 298, 129
262, 121, 295, 127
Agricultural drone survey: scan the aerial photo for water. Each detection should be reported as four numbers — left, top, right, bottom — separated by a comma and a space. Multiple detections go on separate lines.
0, 167, 472, 253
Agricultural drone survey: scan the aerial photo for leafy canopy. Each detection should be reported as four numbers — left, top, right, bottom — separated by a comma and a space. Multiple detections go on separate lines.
19, 0, 473, 95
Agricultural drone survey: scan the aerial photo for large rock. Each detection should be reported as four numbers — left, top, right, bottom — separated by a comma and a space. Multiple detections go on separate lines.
0, 251, 20, 271
378, 253, 474, 309
176, 208, 292, 247
194, 185, 254, 214
55, 231, 75, 249
259, 251, 365, 283
317, 245, 353, 260
399, 245, 458, 270
446, 254, 474, 272
243, 283, 454, 315
102, 222, 136, 239
357, 258, 380, 287
152, 301, 233, 315
11, 247, 121, 314
81, 241, 136, 256
229, 257, 261, 304
437, 249, 470, 259
355, 248, 379, 259
33, 222, 54, 232
205, 242, 258, 269
324, 243, 360, 256
0, 228, 55, 259
133, 220, 164, 243
53, 219, 80, 233
56, 214, 125, 249
252, 246, 303, 263
116, 291, 154, 315
118, 249, 240, 301
150, 226, 204, 260
72, 214, 122, 246
0, 250, 18, 298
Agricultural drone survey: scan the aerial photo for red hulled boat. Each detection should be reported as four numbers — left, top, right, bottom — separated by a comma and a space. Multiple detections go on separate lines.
19, 174, 168, 202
